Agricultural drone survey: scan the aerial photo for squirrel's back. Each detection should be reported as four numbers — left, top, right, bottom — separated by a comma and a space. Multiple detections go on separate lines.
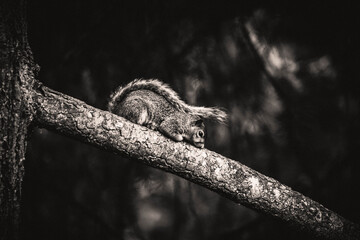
108, 79, 184, 112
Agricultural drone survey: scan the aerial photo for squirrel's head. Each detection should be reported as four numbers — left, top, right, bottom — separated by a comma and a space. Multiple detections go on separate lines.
184, 117, 206, 148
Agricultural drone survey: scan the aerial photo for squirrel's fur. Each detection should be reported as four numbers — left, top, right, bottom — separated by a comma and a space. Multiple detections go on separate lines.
108, 79, 227, 148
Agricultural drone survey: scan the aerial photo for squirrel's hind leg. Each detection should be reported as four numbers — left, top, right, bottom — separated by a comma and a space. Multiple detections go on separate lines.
117, 98, 151, 126
159, 118, 184, 142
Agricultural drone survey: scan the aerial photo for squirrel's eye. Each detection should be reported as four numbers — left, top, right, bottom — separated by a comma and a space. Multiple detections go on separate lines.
195, 119, 204, 126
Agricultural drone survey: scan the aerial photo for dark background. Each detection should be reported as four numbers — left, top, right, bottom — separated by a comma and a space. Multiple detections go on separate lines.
22, 1, 360, 239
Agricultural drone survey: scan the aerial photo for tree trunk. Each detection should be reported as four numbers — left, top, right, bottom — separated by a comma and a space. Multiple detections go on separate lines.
0, 0, 36, 239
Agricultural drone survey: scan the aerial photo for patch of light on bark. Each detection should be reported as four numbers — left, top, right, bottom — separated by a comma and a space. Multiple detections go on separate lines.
214, 168, 222, 180
213, 158, 226, 181
114, 120, 123, 129
214, 168, 224, 181
93, 115, 104, 126
273, 189, 280, 199
248, 176, 261, 198
201, 158, 207, 167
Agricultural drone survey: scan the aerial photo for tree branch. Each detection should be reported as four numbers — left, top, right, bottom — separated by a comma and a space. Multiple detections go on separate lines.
30, 85, 359, 240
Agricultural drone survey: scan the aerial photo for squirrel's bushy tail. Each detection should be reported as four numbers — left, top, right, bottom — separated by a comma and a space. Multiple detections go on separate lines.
190, 106, 228, 123
108, 79, 228, 123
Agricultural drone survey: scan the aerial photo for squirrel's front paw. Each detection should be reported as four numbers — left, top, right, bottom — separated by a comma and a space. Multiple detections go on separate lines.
170, 134, 183, 142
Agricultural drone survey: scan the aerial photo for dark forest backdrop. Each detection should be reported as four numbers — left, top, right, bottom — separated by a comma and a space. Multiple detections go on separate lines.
22, 1, 359, 239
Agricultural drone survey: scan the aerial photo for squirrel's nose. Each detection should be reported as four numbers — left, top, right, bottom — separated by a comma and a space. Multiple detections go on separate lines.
197, 130, 205, 138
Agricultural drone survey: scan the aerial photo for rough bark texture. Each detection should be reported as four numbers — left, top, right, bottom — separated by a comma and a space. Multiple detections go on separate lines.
31, 86, 359, 240
0, 0, 36, 239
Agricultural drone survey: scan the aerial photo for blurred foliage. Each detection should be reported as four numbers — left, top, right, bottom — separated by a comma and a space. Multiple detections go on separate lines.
21, 1, 359, 239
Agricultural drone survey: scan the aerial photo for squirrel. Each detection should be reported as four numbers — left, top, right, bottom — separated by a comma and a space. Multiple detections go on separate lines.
108, 79, 227, 148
